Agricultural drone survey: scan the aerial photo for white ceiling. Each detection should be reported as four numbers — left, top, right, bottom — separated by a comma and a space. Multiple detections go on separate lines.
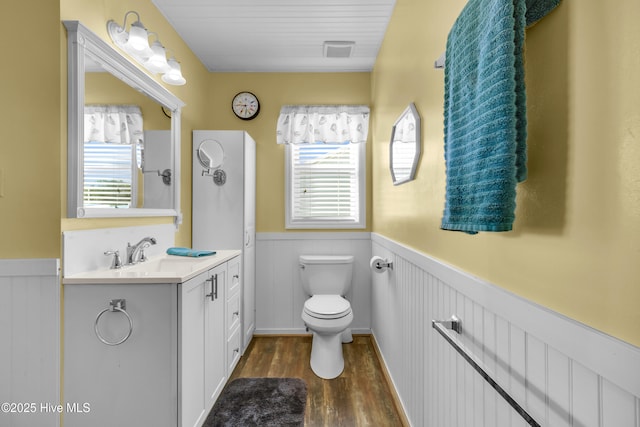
151, 0, 397, 73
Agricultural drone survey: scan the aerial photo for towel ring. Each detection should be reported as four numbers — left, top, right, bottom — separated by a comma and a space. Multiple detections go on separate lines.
94, 299, 133, 346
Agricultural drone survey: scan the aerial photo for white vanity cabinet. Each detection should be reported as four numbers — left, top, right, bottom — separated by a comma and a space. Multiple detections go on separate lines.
64, 283, 178, 427
63, 252, 241, 427
225, 256, 242, 374
180, 261, 229, 427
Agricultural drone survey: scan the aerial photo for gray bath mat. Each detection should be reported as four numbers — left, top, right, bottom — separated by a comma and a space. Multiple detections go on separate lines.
204, 377, 307, 427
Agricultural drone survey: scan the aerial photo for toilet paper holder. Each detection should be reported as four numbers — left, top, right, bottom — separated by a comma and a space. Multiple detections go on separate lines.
370, 256, 393, 272
375, 259, 393, 270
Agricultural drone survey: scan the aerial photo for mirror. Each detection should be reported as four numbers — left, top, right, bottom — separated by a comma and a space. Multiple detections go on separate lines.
64, 21, 185, 222
390, 103, 421, 185
196, 139, 225, 170
196, 139, 227, 186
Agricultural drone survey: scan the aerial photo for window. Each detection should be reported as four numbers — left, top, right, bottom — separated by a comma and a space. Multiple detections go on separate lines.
278, 105, 369, 229
286, 142, 365, 228
83, 141, 137, 208
83, 105, 144, 209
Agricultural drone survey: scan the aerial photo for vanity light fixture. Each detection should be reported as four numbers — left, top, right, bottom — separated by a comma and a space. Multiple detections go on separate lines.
161, 58, 186, 86
107, 11, 186, 86
126, 20, 150, 53
144, 33, 170, 74
107, 11, 151, 57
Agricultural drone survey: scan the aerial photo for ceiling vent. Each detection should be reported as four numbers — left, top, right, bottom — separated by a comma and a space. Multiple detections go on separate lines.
323, 41, 355, 58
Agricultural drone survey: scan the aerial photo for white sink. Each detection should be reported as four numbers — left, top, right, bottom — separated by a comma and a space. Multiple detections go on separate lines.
63, 250, 241, 284
126, 256, 204, 273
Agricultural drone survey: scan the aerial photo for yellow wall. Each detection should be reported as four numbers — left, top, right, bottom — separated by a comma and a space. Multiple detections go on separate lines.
372, 0, 640, 346
0, 0, 61, 258
206, 73, 371, 232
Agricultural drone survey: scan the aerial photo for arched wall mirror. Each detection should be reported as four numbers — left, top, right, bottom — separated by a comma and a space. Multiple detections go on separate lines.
390, 103, 421, 185
63, 21, 185, 223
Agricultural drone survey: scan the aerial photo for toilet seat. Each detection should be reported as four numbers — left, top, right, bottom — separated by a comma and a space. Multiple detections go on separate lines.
304, 295, 351, 319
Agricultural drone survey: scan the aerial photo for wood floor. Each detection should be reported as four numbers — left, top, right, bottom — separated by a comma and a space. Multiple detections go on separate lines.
229, 335, 407, 427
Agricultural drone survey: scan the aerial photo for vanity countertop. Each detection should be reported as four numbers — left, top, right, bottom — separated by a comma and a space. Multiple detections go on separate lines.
63, 250, 241, 284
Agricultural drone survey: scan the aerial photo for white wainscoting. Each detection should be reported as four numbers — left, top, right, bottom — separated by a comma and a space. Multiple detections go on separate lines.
0, 259, 60, 427
371, 233, 640, 427
255, 232, 372, 334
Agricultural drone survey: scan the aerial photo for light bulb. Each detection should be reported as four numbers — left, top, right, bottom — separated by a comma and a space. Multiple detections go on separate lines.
162, 59, 186, 85
126, 21, 150, 53
144, 41, 170, 73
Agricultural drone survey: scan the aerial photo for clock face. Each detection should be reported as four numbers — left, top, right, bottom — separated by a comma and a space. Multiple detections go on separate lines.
232, 91, 260, 120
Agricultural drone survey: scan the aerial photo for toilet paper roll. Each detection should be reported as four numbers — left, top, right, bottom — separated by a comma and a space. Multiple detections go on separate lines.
370, 256, 388, 273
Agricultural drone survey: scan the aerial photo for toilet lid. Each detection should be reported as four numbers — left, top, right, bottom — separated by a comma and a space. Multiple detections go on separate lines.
304, 295, 351, 319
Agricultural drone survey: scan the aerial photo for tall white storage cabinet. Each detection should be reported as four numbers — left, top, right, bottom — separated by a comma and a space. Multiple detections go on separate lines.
192, 130, 256, 353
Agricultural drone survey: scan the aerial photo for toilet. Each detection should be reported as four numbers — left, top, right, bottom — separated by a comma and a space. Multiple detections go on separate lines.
300, 255, 354, 379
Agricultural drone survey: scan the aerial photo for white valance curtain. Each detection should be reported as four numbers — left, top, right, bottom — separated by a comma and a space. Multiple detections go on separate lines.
276, 105, 370, 144
84, 105, 143, 144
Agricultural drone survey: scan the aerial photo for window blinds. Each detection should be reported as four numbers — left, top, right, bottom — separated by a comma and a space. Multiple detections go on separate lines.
83, 142, 134, 208
289, 142, 360, 224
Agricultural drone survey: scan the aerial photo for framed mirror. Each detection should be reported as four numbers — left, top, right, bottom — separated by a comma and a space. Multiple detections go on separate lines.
64, 21, 185, 223
390, 103, 421, 185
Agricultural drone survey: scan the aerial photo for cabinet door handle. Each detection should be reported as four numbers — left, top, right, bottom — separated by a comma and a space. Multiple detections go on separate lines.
205, 276, 215, 301
213, 274, 218, 300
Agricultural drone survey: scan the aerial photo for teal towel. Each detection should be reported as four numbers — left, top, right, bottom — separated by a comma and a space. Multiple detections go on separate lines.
166, 247, 216, 257
526, 0, 561, 26
441, 0, 560, 233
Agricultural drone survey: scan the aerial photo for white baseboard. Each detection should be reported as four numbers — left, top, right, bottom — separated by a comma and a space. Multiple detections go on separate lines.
254, 328, 371, 335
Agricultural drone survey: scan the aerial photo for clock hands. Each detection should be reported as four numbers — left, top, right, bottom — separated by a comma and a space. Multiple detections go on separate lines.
235, 103, 256, 116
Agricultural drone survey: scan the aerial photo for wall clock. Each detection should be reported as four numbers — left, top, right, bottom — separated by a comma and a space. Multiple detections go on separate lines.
232, 91, 260, 120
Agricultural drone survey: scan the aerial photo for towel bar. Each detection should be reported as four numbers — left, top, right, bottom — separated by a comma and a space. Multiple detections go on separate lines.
432, 318, 540, 427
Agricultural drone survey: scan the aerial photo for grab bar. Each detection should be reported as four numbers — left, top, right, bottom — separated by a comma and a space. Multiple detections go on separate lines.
432, 317, 541, 427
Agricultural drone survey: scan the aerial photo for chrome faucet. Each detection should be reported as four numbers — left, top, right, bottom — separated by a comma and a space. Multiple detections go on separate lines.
126, 237, 157, 265
104, 250, 123, 269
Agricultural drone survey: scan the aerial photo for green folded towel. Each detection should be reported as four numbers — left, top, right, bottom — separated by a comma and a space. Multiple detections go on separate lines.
166, 247, 216, 257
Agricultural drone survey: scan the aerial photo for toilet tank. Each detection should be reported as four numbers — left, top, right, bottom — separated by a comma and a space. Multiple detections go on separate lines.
299, 255, 354, 296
